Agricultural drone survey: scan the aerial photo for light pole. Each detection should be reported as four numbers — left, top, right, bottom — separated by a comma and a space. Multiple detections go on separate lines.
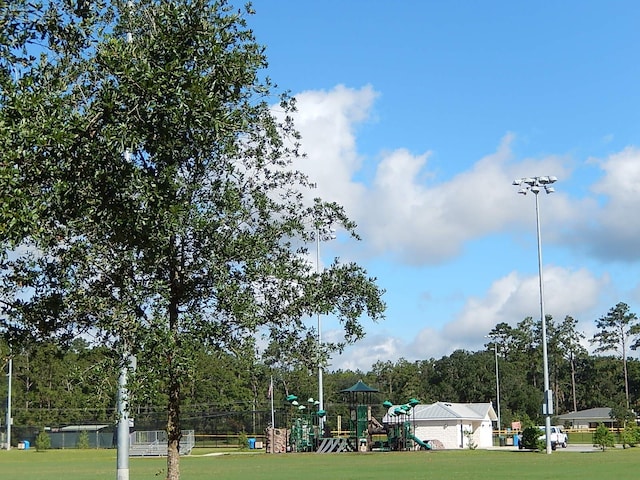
485, 334, 504, 440
5, 356, 11, 450
315, 225, 335, 434
513, 175, 556, 454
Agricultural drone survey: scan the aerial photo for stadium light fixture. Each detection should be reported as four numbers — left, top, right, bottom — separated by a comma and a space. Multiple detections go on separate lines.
513, 175, 556, 455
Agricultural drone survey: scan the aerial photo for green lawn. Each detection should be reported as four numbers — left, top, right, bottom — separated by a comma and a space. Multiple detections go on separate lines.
2, 448, 640, 480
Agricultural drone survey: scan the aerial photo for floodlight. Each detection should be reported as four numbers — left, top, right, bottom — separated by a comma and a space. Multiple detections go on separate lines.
512, 174, 557, 454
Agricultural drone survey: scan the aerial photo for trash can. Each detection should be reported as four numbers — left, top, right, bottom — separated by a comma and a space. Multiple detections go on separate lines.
499, 436, 506, 447
248, 438, 256, 449
23, 440, 30, 450
359, 438, 367, 452
513, 434, 519, 447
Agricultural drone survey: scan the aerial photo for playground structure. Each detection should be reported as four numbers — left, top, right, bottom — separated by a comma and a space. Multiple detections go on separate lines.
265, 380, 432, 453
381, 399, 432, 451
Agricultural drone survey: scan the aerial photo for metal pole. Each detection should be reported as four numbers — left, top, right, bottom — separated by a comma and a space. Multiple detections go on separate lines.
316, 230, 324, 433
6, 357, 12, 450
116, 355, 136, 480
494, 342, 501, 436
534, 192, 552, 454
118, 7, 135, 476
270, 376, 275, 429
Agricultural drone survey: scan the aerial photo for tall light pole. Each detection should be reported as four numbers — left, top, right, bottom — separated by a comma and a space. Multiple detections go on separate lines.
485, 334, 504, 439
315, 224, 335, 434
513, 175, 556, 454
5, 356, 11, 450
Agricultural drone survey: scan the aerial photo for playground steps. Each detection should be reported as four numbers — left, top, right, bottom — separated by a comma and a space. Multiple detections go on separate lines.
316, 438, 355, 453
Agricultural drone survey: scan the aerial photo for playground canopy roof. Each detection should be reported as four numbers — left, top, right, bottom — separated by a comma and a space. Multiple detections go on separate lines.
340, 380, 379, 407
340, 380, 379, 393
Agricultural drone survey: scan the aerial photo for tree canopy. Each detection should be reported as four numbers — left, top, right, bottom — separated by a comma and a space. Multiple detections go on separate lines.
0, 2, 385, 478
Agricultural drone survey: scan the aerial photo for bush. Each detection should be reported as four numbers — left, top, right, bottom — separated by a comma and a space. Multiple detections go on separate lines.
463, 430, 477, 450
621, 423, 640, 448
520, 426, 542, 451
77, 430, 90, 449
237, 430, 249, 451
593, 423, 615, 451
35, 430, 51, 452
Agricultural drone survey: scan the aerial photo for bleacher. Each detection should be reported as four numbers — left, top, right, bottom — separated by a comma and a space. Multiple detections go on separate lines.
129, 430, 195, 457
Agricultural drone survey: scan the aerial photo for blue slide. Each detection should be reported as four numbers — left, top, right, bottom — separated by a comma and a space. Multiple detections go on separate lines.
410, 435, 431, 450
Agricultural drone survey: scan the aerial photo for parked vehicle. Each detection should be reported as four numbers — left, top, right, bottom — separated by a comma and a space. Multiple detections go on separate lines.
539, 425, 568, 450
517, 425, 568, 450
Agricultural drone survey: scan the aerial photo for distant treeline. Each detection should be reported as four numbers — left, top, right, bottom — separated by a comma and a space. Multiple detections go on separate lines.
2, 306, 640, 433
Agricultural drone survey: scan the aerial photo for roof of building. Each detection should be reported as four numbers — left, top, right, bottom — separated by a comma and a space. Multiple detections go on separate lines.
58, 425, 110, 432
557, 408, 613, 421
382, 402, 496, 423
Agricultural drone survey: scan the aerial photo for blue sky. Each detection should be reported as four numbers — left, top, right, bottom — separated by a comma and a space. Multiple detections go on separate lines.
244, 0, 640, 371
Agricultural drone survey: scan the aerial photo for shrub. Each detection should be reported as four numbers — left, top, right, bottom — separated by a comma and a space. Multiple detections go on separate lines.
238, 430, 249, 451
593, 423, 615, 451
77, 430, 90, 449
520, 426, 542, 451
35, 430, 51, 452
463, 430, 477, 450
621, 423, 640, 448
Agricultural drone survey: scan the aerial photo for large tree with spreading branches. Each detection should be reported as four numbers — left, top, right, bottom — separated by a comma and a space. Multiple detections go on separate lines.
0, 1, 385, 478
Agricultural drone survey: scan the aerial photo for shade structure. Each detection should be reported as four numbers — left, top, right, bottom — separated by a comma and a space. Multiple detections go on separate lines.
341, 380, 379, 407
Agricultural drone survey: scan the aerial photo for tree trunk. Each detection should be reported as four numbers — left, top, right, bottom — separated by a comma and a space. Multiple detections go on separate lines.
167, 241, 182, 480
166, 370, 181, 480
570, 353, 577, 412
622, 329, 630, 409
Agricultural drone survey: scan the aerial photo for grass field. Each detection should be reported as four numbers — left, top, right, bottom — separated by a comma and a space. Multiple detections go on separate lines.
2, 447, 640, 480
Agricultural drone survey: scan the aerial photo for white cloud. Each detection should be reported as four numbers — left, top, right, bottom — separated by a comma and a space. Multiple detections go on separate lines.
331, 266, 608, 369
292, 85, 376, 212
330, 334, 405, 372
287, 85, 640, 372
578, 147, 640, 260
293, 88, 575, 265
442, 266, 607, 344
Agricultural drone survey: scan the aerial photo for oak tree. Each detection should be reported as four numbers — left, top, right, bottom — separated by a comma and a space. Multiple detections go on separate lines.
0, 2, 385, 479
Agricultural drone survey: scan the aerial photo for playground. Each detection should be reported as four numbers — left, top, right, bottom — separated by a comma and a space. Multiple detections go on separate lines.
265, 380, 435, 454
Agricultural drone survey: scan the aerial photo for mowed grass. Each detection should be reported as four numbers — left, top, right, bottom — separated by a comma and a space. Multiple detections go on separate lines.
2, 447, 640, 480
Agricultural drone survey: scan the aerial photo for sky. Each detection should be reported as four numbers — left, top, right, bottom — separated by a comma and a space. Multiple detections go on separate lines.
242, 0, 640, 372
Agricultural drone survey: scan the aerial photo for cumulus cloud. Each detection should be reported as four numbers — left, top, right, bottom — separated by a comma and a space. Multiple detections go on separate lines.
574, 147, 640, 261
292, 86, 578, 265
292, 85, 375, 212
286, 85, 640, 371
440, 266, 607, 344
329, 334, 405, 372
330, 266, 609, 369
